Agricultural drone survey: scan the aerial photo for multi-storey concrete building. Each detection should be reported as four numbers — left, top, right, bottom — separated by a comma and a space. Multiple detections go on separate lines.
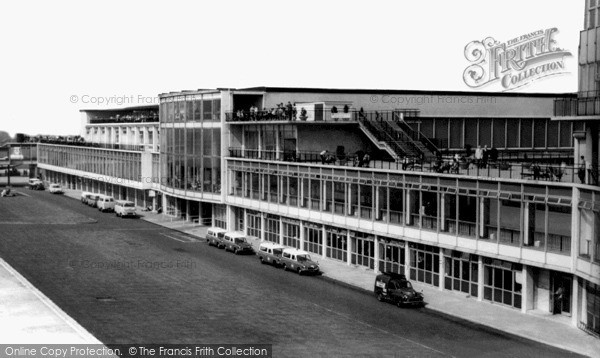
34, 3, 600, 338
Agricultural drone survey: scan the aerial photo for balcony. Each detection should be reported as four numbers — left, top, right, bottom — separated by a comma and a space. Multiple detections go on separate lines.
228, 147, 595, 184
226, 109, 356, 123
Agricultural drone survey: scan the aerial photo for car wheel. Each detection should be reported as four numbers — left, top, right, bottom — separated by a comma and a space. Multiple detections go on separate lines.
376, 293, 384, 302
297, 268, 302, 275
282, 264, 288, 271
396, 300, 403, 308
233, 248, 239, 255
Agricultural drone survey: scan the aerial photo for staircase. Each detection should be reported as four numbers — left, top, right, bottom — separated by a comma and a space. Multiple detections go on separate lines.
358, 114, 422, 160
357, 111, 438, 161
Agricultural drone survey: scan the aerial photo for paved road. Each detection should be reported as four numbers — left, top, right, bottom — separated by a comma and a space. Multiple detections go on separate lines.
0, 190, 583, 357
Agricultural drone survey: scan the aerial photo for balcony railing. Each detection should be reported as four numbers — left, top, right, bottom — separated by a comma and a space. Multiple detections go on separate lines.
228, 147, 597, 185
226, 108, 357, 122
40, 140, 146, 152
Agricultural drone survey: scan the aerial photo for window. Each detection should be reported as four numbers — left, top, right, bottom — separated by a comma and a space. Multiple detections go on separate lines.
409, 243, 439, 287
379, 239, 405, 275
444, 251, 478, 296
326, 228, 347, 262
483, 258, 522, 309
283, 221, 300, 248
265, 215, 280, 243
304, 224, 323, 255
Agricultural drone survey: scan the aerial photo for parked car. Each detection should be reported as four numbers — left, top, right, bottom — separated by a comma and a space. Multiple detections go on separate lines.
223, 232, 254, 254
80, 191, 91, 203
374, 272, 424, 307
279, 248, 320, 275
114, 200, 137, 218
28, 179, 44, 190
48, 183, 64, 194
206, 227, 228, 248
257, 242, 285, 266
97, 194, 115, 212
85, 194, 99, 207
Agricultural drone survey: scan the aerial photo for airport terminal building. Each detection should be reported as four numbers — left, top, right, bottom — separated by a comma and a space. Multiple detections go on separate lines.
34, 2, 600, 339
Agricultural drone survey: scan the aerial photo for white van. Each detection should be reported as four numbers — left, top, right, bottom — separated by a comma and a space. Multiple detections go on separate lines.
97, 195, 115, 212
115, 200, 136, 218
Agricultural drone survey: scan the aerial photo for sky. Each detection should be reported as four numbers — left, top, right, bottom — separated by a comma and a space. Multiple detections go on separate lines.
0, 0, 585, 137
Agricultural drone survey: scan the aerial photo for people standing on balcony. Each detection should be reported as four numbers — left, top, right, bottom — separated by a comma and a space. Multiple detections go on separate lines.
532, 162, 541, 180
482, 145, 489, 168
286, 102, 293, 120
359, 107, 365, 120
300, 107, 307, 121
292, 103, 297, 120
320, 150, 329, 164
475, 145, 483, 167
343, 104, 349, 113
362, 153, 370, 168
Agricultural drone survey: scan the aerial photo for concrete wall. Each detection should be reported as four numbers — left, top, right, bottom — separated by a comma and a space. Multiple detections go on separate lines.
297, 125, 378, 154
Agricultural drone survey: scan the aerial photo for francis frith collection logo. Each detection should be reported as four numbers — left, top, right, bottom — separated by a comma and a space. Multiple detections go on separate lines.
463, 28, 572, 91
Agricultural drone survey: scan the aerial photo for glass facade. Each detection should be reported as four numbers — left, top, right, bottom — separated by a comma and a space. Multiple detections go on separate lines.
409, 243, 440, 286
412, 117, 573, 149
228, 161, 573, 255
160, 94, 221, 194
444, 250, 478, 296
38, 145, 141, 181
483, 258, 522, 309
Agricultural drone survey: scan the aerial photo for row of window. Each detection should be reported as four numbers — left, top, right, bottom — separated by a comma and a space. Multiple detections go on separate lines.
241, 208, 524, 309
38, 145, 142, 182
160, 97, 221, 123
229, 169, 573, 254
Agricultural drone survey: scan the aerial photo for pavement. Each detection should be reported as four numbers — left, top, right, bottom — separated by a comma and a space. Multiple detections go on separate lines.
1, 186, 599, 357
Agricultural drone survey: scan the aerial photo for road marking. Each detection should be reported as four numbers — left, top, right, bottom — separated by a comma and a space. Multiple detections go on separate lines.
160, 232, 201, 243
309, 302, 454, 357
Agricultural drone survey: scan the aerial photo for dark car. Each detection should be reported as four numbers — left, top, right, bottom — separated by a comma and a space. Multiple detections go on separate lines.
374, 272, 424, 307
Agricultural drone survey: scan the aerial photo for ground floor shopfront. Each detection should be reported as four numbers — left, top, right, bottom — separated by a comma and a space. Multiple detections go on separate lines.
40, 169, 160, 210
228, 204, 599, 338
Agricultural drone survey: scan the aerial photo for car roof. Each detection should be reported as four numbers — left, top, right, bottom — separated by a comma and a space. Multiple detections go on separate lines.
376, 272, 408, 281
208, 227, 227, 233
259, 242, 285, 249
282, 248, 310, 255
224, 232, 246, 239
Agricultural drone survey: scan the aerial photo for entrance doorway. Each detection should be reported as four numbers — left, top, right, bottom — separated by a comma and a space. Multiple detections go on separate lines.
551, 273, 572, 316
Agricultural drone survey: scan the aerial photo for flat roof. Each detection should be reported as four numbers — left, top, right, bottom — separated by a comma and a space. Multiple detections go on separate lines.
159, 86, 577, 99
79, 105, 158, 113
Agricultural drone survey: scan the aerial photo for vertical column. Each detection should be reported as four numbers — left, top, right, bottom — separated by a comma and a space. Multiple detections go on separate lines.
226, 205, 235, 231
404, 244, 411, 277
571, 276, 579, 327
279, 218, 284, 246
260, 214, 266, 242
477, 256, 484, 301
523, 202, 530, 246
299, 221, 305, 251
375, 186, 381, 220
275, 126, 280, 160
438, 248, 445, 291
440, 194, 446, 232
522, 264, 534, 313
346, 231, 352, 266
405, 189, 413, 225
346, 183, 352, 215
373, 237, 380, 273
479, 197, 490, 238
322, 226, 328, 259
186, 200, 191, 222
241, 208, 247, 236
